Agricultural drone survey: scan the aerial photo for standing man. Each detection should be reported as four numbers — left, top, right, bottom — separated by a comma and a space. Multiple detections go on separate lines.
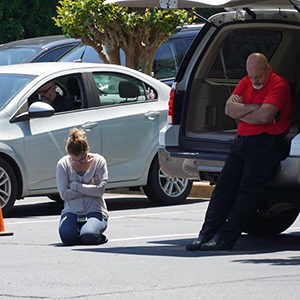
186, 52, 291, 251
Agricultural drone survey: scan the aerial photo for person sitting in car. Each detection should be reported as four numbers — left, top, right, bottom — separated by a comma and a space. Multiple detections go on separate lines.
37, 80, 74, 112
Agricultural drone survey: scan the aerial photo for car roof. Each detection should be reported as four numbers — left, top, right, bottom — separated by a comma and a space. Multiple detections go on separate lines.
0, 62, 122, 74
0, 35, 80, 50
0, 62, 163, 84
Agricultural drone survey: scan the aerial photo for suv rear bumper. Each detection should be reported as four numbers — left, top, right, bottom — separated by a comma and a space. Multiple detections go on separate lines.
159, 146, 300, 187
158, 147, 226, 181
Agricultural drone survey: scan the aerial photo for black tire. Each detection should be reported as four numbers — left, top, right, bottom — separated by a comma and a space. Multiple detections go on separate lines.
244, 204, 299, 236
0, 158, 18, 216
143, 157, 193, 205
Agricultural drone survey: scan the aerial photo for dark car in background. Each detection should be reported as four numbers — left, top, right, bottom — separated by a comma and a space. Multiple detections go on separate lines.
0, 35, 80, 65
58, 24, 203, 85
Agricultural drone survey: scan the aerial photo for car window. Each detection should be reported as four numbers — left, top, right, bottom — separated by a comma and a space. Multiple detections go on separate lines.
59, 44, 126, 65
28, 75, 84, 113
153, 42, 177, 80
80, 46, 103, 63
36, 45, 77, 62
0, 47, 39, 65
153, 36, 196, 80
92, 72, 158, 106
173, 36, 196, 61
207, 29, 282, 79
58, 45, 100, 63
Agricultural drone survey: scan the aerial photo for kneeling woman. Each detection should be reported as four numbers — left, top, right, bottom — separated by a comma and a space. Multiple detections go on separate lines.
56, 128, 108, 246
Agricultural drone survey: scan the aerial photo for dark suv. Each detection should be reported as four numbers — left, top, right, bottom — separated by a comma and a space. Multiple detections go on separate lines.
152, 24, 203, 86
159, 1, 300, 235
58, 24, 203, 86
0, 35, 80, 65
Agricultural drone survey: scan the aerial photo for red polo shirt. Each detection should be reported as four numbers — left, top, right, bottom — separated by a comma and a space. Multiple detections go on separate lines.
233, 68, 291, 136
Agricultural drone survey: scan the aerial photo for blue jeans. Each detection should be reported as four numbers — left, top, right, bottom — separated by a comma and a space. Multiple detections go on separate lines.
59, 212, 107, 246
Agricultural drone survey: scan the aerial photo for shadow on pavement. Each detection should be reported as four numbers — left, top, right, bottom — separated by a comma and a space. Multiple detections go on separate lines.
7, 200, 63, 218
74, 232, 300, 263
6, 196, 205, 218
106, 197, 206, 211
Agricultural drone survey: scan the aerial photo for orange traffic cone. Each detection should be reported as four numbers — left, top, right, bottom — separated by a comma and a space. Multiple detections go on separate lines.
0, 206, 13, 236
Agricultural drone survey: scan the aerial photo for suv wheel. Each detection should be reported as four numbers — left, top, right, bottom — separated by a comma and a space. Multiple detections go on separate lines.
143, 157, 193, 205
244, 202, 299, 236
0, 158, 17, 216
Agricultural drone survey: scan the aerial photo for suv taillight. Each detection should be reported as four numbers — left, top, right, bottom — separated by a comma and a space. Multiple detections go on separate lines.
168, 88, 175, 124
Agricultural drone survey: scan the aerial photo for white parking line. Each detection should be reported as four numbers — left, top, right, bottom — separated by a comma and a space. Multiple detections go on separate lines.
109, 233, 196, 242
111, 209, 207, 219
6, 219, 59, 225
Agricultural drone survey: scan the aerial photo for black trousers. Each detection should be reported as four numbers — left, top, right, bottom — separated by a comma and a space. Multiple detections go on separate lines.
199, 133, 290, 247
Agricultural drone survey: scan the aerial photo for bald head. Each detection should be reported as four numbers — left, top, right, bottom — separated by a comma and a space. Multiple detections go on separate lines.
246, 53, 270, 90
246, 53, 268, 73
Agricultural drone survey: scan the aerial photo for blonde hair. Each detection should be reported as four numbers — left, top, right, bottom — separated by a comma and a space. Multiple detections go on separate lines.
66, 128, 89, 156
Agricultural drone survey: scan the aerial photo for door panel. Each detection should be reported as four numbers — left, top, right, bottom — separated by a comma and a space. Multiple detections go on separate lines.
99, 102, 160, 182
24, 110, 101, 190
91, 71, 166, 183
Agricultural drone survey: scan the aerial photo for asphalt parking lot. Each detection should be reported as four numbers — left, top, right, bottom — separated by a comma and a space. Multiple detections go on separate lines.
1, 193, 299, 300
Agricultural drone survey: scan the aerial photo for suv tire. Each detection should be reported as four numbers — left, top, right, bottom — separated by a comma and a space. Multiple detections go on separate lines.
244, 204, 299, 236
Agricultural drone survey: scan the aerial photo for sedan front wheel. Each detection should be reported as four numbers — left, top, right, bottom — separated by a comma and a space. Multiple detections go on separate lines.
143, 157, 193, 205
0, 158, 17, 216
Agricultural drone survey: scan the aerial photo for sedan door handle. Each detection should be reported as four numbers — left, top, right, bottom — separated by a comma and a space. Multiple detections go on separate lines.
81, 122, 98, 131
145, 111, 160, 120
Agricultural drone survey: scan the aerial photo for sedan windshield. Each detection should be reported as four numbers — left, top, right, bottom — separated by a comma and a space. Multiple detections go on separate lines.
0, 74, 35, 110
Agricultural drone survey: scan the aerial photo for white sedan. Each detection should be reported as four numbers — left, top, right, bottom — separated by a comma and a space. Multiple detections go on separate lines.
0, 62, 192, 215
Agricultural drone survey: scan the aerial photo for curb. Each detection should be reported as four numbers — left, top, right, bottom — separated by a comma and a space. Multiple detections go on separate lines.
107, 181, 215, 199
189, 181, 215, 199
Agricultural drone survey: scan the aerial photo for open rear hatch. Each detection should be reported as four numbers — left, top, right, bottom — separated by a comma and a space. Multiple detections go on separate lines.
104, 0, 300, 10
178, 6, 300, 154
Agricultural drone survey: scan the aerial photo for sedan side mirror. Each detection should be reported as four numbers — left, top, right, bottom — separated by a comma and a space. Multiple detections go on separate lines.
11, 102, 55, 123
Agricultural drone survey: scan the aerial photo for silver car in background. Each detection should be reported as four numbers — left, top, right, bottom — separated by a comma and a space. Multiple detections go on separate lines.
0, 62, 192, 215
